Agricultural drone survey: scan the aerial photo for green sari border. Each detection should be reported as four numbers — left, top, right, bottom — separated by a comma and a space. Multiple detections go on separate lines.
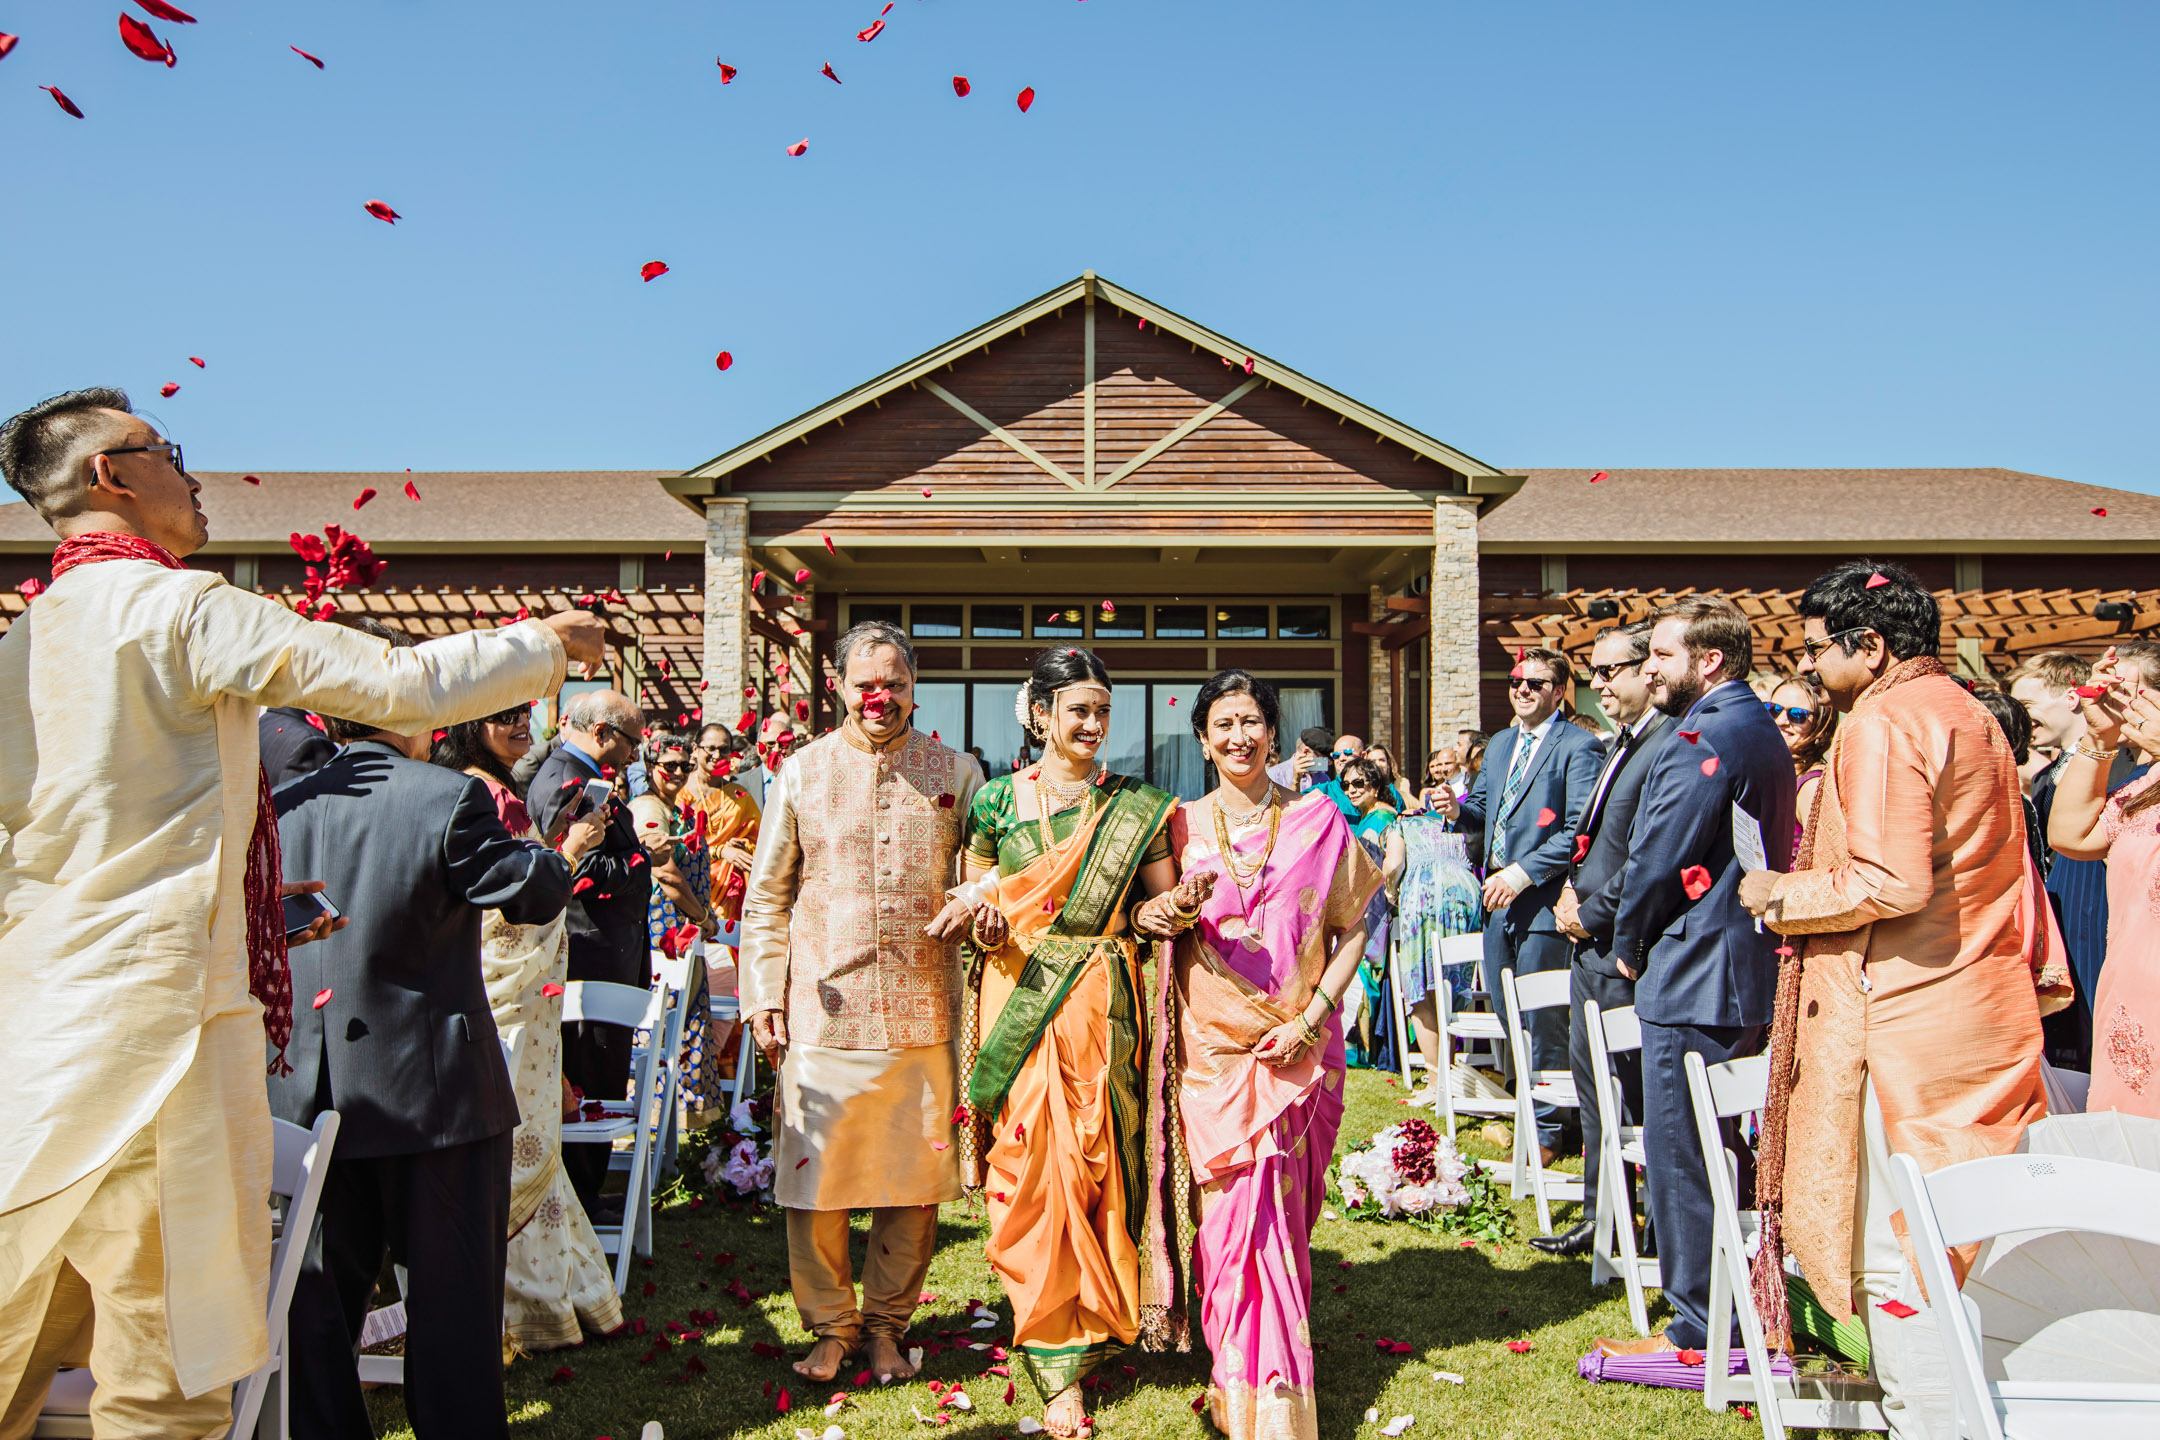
1017, 1337, 1126, 1400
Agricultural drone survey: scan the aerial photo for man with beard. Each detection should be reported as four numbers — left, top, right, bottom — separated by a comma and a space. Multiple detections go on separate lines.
1592, 596, 1795, 1359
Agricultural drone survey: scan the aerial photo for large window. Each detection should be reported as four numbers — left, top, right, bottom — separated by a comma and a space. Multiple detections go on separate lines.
842, 598, 1340, 642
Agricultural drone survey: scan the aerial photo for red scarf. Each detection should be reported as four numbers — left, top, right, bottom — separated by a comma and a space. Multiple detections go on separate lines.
51, 532, 295, 1073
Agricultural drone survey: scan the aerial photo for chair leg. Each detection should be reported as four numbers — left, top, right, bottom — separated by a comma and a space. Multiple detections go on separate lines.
1612, 1166, 1651, 1336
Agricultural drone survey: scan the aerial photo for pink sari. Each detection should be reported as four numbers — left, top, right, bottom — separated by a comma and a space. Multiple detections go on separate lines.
1170, 789, 1381, 1440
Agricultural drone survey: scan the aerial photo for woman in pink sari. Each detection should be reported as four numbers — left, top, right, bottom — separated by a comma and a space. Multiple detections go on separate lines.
1140, 670, 1381, 1440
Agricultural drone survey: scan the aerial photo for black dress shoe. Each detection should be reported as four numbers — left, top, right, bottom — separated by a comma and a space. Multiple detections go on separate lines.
1528, 1219, 1596, 1257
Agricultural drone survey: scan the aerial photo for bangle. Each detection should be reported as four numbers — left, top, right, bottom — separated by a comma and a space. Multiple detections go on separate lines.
1313, 988, 1338, 1015
2075, 742, 2120, 761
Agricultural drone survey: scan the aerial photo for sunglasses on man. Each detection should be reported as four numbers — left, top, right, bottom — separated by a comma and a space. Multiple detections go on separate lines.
1508, 675, 1555, 693
1589, 661, 1640, 683
1331, 748, 1359, 760
1763, 702, 1815, 724
1802, 627, 1874, 658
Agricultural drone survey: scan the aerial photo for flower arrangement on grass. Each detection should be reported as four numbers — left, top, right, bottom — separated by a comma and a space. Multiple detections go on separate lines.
667, 1094, 776, 1205
1329, 1117, 1513, 1242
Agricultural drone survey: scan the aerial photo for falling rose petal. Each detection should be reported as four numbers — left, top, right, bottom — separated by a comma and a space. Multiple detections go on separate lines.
134, 0, 198, 20
641, 260, 670, 282
188, 356, 205, 368
1017, 85, 1035, 112
540, 982, 564, 998
921, 487, 933, 497
1590, 470, 1609, 483
1700, 756, 1719, 777
291, 45, 324, 69
402, 479, 422, 501
821, 62, 841, 83
119, 15, 171, 63
0, 33, 17, 61
243, 474, 261, 485
1535, 807, 1556, 827
1864, 572, 1890, 589
573, 877, 595, 894
787, 138, 809, 156
821, 534, 836, 555
160, 382, 180, 398
716, 351, 734, 370
1878, 1299, 1918, 1318
952, 75, 971, 96
364, 199, 400, 224
1680, 865, 1713, 901
17, 577, 47, 599
2074, 682, 2110, 699
718, 61, 737, 82
41, 86, 85, 118
1243, 355, 1256, 375
857, 19, 885, 41
352, 487, 377, 510
2093, 507, 2108, 517
1573, 835, 1592, 863
312, 988, 333, 1009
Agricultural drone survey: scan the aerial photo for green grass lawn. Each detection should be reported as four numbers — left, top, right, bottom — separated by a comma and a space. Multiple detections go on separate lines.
367, 1070, 1780, 1439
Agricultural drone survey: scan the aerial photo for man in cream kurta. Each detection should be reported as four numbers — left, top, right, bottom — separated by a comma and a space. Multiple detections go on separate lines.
741, 623, 982, 1385
0, 388, 600, 1439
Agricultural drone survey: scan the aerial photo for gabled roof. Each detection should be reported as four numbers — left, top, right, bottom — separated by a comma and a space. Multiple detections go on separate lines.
665, 272, 1519, 503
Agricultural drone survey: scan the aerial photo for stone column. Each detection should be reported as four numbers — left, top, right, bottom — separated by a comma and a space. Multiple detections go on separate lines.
1367, 584, 1393, 751
1430, 496, 1482, 740
701, 499, 749, 726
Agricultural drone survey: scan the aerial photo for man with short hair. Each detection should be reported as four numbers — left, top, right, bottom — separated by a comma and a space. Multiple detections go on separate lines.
1536, 621, 1672, 1258
528, 690, 654, 1214
1312, 731, 1368, 818
1741, 562, 2058, 1438
1593, 596, 1794, 1360
2009, 650, 2135, 1068
1436, 647, 1603, 1163
259, 704, 336, 788
1266, 725, 1336, 793
272, 615, 574, 1440
0, 388, 599, 1437
741, 622, 984, 1386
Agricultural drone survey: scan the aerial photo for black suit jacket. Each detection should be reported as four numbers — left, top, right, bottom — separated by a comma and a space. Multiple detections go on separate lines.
1456, 719, 1604, 933
269, 741, 572, 1158
527, 742, 652, 987
1571, 712, 1676, 976
259, 706, 337, 789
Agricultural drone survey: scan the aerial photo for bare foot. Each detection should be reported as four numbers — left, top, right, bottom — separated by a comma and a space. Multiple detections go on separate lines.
866, 1333, 918, 1382
1043, 1385, 1089, 1437
791, 1335, 851, 1382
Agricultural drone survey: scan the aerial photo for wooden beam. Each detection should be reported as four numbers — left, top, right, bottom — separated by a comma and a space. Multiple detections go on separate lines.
1097, 377, 1261, 489
747, 612, 807, 651
1381, 617, 1431, 652
920, 379, 1086, 490
1385, 596, 1429, 614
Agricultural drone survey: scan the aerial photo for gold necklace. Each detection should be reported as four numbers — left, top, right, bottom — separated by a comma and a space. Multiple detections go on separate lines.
1036, 764, 1100, 811
1213, 792, 1281, 933
1031, 774, 1100, 863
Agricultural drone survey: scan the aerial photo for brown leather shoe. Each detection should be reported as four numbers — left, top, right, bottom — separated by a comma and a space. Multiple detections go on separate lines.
1538, 1144, 1560, 1167
1593, 1333, 1681, 1358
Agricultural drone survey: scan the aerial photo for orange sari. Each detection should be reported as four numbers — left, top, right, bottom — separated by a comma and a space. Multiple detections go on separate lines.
683, 777, 761, 923
961, 773, 1175, 1400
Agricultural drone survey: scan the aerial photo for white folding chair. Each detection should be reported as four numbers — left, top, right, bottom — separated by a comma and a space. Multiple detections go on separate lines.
646, 951, 694, 1176
1435, 934, 1512, 1137
1498, 965, 1582, 1234
1890, 1151, 2160, 1440
2040, 1061, 2090, 1116
34, 1112, 341, 1440
1685, 1050, 1886, 1440
1584, 999, 1659, 1335
560, 979, 668, 1295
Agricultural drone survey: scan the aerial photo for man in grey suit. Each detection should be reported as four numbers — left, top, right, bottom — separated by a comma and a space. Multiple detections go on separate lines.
270, 617, 572, 1440
1436, 646, 1603, 1163
1533, 621, 1673, 1257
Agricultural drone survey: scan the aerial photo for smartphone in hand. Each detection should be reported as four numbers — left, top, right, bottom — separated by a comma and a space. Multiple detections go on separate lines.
281, 890, 342, 939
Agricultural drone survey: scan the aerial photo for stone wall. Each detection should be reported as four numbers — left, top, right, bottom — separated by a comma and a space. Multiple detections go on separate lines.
701, 499, 748, 722
1429, 496, 1481, 740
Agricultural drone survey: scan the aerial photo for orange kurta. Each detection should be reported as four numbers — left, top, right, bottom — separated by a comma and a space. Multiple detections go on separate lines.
1766, 666, 2050, 1320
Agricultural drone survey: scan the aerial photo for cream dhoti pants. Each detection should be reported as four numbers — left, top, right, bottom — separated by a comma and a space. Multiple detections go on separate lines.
786, 1206, 939, 1347
1854, 1077, 1955, 1440
0, 1124, 234, 1440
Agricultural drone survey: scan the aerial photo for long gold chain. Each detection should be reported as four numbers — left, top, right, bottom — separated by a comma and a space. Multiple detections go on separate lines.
1213, 791, 1281, 930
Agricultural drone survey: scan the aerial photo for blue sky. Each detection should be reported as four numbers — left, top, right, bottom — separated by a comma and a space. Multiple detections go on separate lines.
4, 1, 2156, 491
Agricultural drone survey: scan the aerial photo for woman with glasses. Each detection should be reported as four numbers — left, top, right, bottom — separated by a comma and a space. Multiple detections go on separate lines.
432, 708, 625, 1350
682, 721, 762, 931
1765, 673, 1838, 840
630, 732, 728, 1126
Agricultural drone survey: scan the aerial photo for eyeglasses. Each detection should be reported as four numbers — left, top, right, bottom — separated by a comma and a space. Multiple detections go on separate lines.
596, 721, 644, 746
1589, 661, 1641, 683
1801, 627, 1873, 659
94, 441, 186, 476
1508, 676, 1555, 693
1764, 703, 1815, 724
481, 705, 530, 726
653, 761, 692, 776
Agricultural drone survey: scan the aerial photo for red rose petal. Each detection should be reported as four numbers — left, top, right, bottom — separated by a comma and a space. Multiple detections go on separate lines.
953, 75, 971, 96
821, 62, 840, 83
159, 382, 180, 398
641, 260, 670, 282
364, 199, 400, 224
352, 487, 376, 510
312, 988, 332, 1009
291, 45, 324, 69
937, 793, 956, 808
1017, 85, 1035, 112
573, 877, 595, 894
1680, 864, 1713, 900
2093, 507, 2108, 518
821, 534, 836, 555
794, 568, 811, 584
17, 577, 47, 599
0, 33, 18, 61
715, 351, 734, 371
776, 1387, 792, 1412
402, 479, 422, 501
40, 86, 86, 118
1590, 470, 1608, 482
1878, 1299, 1918, 1318
243, 474, 261, 485
119, 14, 171, 63
136, 0, 197, 20
1572, 834, 1591, 863
786, 139, 808, 157
795, 1156, 810, 1169
1676, 729, 1701, 743
1700, 756, 1719, 777
1536, 806, 1556, 827
2074, 682, 2110, 699
857, 19, 885, 41
1505, 1340, 1533, 1353
188, 356, 205, 368
1865, 572, 1890, 589
1191, 1394, 1208, 1414
549, 1364, 575, 1384
717, 61, 736, 82
1243, 355, 1256, 375
1677, 1348, 1705, 1366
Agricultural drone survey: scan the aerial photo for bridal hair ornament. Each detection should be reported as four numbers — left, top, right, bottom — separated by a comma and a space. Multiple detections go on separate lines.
1015, 678, 1111, 741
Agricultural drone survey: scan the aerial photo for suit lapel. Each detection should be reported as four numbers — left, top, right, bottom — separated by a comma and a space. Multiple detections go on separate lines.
1497, 722, 1560, 823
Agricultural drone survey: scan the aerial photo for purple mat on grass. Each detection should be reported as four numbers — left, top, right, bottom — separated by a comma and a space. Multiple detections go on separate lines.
1577, 1347, 1795, 1391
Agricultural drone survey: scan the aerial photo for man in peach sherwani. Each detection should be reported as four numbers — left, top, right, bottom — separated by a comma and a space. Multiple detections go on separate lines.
1742, 561, 2060, 1440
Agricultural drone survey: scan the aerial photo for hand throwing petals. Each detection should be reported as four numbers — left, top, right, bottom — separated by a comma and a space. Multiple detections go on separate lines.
40, 86, 85, 117
364, 199, 400, 224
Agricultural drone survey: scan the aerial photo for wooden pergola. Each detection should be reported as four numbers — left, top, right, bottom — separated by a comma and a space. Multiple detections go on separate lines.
1484, 586, 2160, 680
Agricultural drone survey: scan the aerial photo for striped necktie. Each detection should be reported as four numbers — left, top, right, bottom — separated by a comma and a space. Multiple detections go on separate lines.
1490, 728, 1540, 868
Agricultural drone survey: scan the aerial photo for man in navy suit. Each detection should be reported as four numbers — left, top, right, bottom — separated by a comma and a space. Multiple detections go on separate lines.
1533, 621, 1675, 1257
1437, 646, 1602, 1162
1593, 597, 1796, 1357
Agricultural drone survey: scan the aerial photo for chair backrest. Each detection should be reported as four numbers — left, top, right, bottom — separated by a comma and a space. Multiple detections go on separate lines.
1598, 1002, 1643, 1055
1510, 967, 1574, 1013
234, 1112, 340, 1438
1698, 1053, 1768, 1119
648, 950, 691, 993
563, 979, 665, 1030
1897, 1152, 2160, 1252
